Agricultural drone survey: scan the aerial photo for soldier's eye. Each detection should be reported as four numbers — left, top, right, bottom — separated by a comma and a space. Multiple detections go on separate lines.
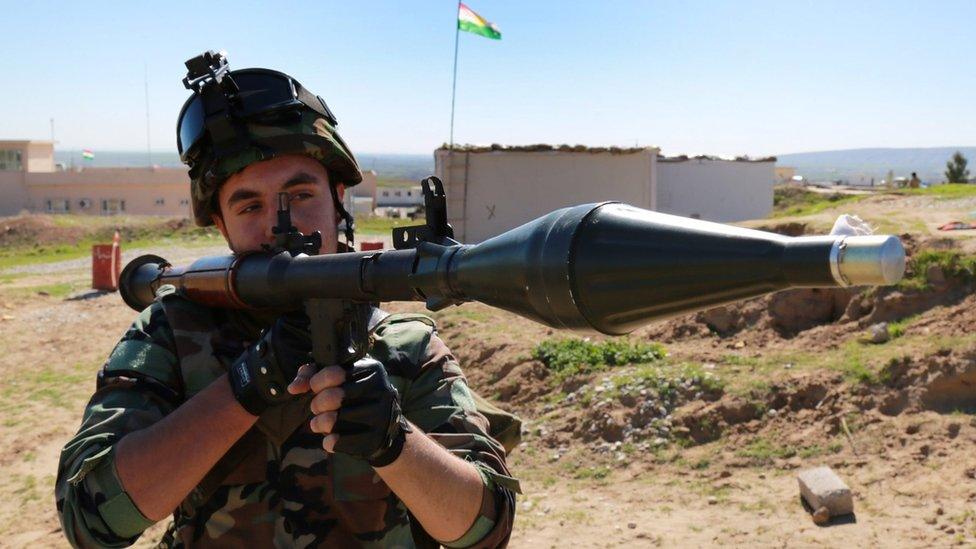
239, 203, 262, 215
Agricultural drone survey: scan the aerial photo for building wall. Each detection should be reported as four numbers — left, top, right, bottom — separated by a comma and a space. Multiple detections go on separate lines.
376, 186, 424, 208
435, 149, 658, 243
352, 170, 378, 209
26, 142, 55, 173
25, 168, 192, 216
0, 172, 29, 216
656, 159, 774, 222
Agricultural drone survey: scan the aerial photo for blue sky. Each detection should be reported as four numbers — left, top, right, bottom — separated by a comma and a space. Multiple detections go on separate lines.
2, 1, 973, 156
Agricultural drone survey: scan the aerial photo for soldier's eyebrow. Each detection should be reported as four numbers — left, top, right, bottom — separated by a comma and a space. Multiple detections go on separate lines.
281, 171, 320, 189
226, 188, 262, 208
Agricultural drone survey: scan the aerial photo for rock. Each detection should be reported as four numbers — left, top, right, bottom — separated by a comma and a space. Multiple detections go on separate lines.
733, 341, 746, 349
860, 322, 890, 344
707, 496, 718, 505
906, 423, 920, 435
812, 506, 831, 525
948, 423, 961, 439
936, 506, 945, 516
627, 522, 637, 529
700, 306, 739, 335
925, 516, 937, 525
797, 466, 854, 517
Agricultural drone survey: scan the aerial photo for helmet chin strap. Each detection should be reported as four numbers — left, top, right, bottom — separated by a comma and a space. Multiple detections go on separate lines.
329, 182, 355, 250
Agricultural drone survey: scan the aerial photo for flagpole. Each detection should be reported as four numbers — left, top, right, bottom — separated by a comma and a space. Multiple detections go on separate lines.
449, 0, 461, 150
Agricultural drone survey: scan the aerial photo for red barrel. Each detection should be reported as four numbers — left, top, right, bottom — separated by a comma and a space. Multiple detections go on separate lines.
93, 232, 122, 291
360, 241, 384, 251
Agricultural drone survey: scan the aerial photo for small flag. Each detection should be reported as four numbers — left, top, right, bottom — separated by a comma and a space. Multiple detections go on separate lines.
82, 149, 95, 161
458, 3, 501, 40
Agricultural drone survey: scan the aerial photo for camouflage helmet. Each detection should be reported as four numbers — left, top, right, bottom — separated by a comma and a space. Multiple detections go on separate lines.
177, 54, 362, 227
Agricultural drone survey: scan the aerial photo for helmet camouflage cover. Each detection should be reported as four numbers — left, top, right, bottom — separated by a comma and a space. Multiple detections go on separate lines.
188, 109, 362, 227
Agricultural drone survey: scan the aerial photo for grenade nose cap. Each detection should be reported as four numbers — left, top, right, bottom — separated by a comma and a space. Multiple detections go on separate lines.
835, 235, 906, 286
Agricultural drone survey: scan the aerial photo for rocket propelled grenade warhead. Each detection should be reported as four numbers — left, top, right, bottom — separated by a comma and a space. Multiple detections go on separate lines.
447, 203, 905, 334
120, 201, 906, 337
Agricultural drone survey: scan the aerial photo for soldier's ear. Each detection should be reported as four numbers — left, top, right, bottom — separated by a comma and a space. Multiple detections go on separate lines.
211, 213, 230, 243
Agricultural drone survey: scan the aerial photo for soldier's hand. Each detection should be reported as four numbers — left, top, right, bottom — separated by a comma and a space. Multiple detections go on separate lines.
227, 311, 313, 416
307, 358, 411, 467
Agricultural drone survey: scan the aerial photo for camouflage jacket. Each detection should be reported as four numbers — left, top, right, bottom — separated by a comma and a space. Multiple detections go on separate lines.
56, 292, 518, 548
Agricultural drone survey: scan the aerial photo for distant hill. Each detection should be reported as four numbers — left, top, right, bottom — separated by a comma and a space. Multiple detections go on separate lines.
776, 147, 976, 185
53, 150, 435, 181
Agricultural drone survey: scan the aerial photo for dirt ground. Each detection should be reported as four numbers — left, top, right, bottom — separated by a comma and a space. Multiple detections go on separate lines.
2, 192, 975, 547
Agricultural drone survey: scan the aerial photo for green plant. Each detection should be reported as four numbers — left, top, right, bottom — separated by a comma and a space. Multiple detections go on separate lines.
737, 438, 797, 464
886, 315, 917, 339
899, 249, 976, 290
945, 151, 971, 183
531, 338, 665, 378
843, 358, 878, 385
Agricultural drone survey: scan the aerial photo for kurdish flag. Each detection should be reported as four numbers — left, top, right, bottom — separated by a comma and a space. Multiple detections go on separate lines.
458, 3, 501, 40
81, 149, 95, 161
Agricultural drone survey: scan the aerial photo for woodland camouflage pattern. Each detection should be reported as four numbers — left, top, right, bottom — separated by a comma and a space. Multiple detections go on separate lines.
188, 110, 363, 227
56, 292, 518, 548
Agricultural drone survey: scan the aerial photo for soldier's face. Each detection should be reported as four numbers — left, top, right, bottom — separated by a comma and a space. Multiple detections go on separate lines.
211, 154, 343, 254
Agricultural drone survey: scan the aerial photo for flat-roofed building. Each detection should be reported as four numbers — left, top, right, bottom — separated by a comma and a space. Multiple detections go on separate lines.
0, 140, 380, 221
434, 145, 775, 242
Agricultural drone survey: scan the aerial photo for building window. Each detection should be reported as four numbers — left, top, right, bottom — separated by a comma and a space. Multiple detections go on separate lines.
179, 198, 189, 206
79, 198, 92, 210
406, 191, 412, 197
46, 198, 70, 213
394, 191, 402, 197
382, 191, 389, 197
0, 150, 22, 171
102, 199, 126, 214
155, 198, 165, 206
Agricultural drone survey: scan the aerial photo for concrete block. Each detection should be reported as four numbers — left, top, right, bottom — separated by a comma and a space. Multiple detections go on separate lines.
797, 466, 854, 516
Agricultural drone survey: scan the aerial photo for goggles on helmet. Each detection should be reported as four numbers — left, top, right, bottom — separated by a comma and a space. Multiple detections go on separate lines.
176, 51, 339, 165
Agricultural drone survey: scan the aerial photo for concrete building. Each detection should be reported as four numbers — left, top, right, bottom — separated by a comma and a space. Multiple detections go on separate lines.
656, 156, 776, 222
435, 146, 658, 242
1, 140, 380, 219
0, 140, 192, 217
377, 186, 424, 208
434, 145, 775, 242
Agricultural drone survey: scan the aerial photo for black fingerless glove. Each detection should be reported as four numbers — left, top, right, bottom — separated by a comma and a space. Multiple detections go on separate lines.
333, 358, 412, 467
228, 312, 312, 416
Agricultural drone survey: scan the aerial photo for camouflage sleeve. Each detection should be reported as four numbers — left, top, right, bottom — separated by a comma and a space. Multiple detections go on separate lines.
370, 315, 519, 549
56, 303, 183, 548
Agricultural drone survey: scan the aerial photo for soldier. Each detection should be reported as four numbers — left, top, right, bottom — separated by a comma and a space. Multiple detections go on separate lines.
55, 52, 518, 548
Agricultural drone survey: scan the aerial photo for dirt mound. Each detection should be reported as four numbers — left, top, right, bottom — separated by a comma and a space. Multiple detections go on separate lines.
872, 345, 976, 415
0, 215, 86, 248
0, 213, 204, 252
674, 372, 839, 443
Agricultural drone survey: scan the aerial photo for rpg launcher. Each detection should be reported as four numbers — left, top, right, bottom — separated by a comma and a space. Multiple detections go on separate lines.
121, 176, 905, 334
119, 177, 905, 425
